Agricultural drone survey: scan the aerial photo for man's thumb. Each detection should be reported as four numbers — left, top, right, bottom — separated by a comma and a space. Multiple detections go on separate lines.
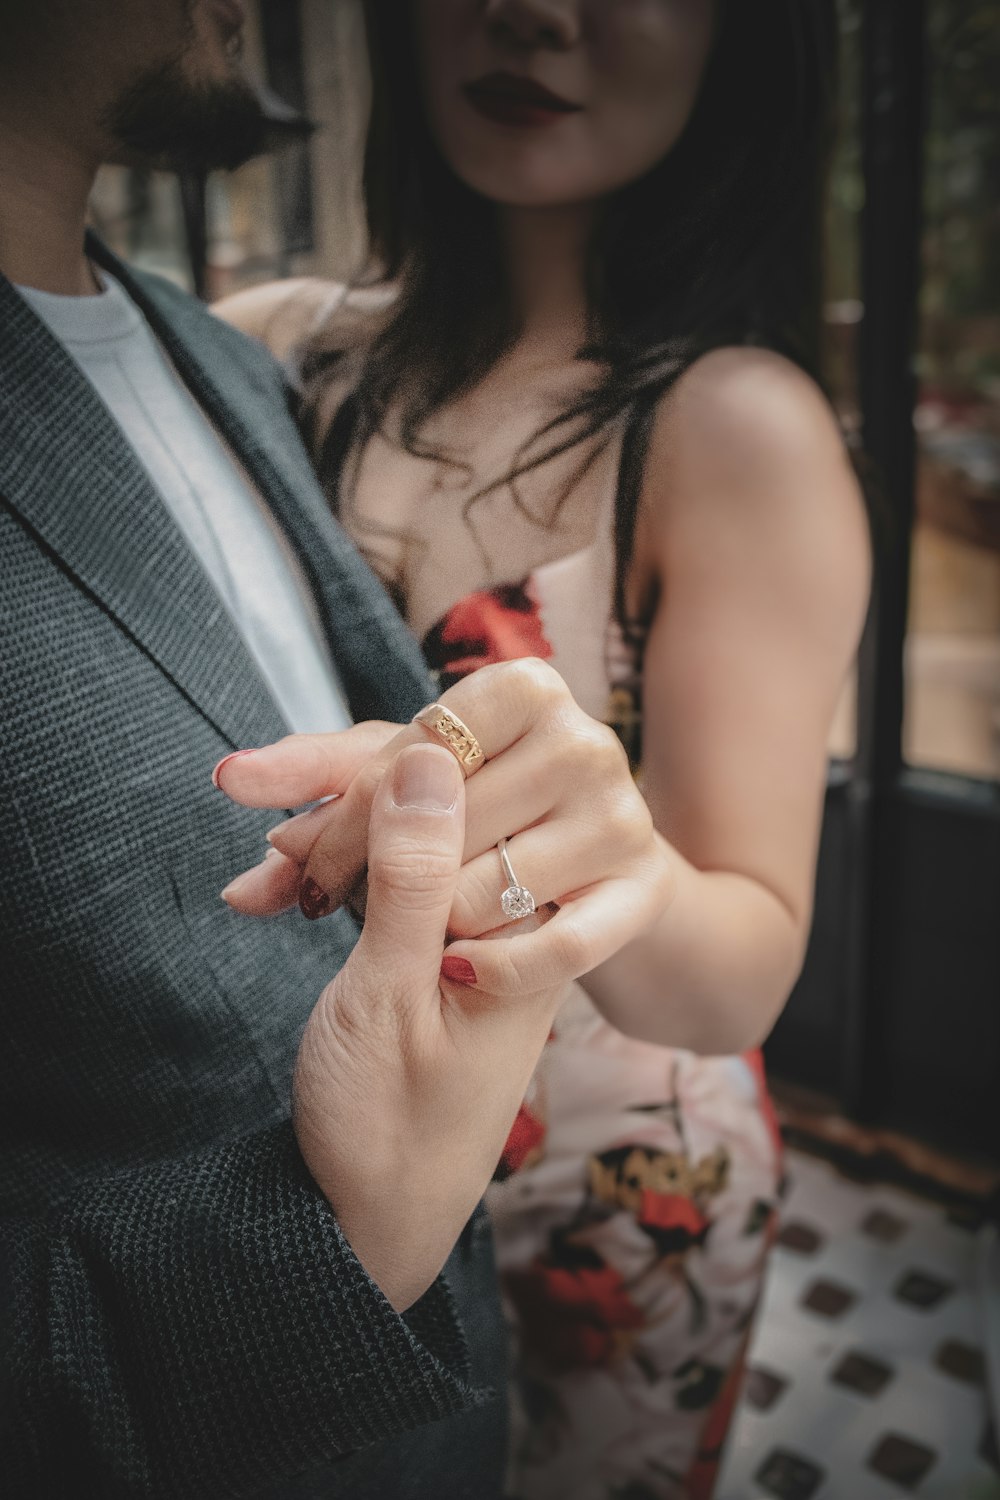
358, 743, 465, 977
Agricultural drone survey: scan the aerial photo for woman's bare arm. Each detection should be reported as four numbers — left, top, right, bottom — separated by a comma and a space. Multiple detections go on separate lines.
212, 277, 348, 359
580, 346, 871, 1054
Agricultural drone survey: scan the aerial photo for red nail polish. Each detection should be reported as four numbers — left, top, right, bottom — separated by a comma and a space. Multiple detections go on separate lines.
299, 876, 332, 921
211, 748, 256, 789
440, 956, 478, 987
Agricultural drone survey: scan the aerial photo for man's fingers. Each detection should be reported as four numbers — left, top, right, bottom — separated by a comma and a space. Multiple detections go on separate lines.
356, 745, 466, 977
213, 721, 399, 808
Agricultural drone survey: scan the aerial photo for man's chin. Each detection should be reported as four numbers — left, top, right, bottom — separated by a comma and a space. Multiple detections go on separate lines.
102, 63, 266, 175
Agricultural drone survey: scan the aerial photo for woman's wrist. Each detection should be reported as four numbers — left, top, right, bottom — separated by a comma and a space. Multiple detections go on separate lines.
578, 856, 802, 1055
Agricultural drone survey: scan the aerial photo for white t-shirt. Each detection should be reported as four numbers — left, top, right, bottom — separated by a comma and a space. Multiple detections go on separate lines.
16, 271, 352, 736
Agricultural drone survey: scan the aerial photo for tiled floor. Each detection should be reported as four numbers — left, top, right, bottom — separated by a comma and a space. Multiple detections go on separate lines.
716, 1149, 1000, 1499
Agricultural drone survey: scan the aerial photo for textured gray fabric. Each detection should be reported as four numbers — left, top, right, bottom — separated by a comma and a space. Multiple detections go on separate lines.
0, 240, 506, 1498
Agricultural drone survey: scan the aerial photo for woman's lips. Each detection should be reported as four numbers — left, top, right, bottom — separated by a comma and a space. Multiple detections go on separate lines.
464, 73, 582, 130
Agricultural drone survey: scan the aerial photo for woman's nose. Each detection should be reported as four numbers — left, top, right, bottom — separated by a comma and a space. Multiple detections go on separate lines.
483, 0, 581, 51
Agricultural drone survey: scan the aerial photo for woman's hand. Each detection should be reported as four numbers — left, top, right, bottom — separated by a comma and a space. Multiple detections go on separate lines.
216, 658, 674, 995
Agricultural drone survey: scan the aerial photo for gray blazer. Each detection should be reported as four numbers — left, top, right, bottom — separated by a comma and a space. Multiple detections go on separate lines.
0, 238, 505, 1499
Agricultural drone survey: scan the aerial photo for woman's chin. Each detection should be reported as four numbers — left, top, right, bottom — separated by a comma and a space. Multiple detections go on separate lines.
457, 166, 605, 214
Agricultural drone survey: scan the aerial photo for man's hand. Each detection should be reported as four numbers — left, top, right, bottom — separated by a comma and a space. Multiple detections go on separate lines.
291, 741, 562, 1311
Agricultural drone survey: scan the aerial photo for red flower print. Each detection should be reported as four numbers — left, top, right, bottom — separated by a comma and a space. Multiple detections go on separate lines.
506, 1255, 645, 1373
639, 1191, 710, 1240
422, 581, 553, 688
495, 1102, 546, 1181
636, 1188, 712, 1258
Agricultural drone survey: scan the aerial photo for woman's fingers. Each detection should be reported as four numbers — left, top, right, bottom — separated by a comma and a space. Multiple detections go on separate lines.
293, 667, 614, 919
440, 878, 659, 997
213, 721, 399, 808
266, 798, 343, 864
448, 824, 609, 938
218, 658, 644, 930
231, 728, 561, 913
216, 723, 404, 918
220, 848, 303, 915
221, 656, 568, 814
423, 658, 573, 756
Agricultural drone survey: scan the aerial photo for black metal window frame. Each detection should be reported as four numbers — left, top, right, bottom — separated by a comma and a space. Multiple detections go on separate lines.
827, 0, 999, 1144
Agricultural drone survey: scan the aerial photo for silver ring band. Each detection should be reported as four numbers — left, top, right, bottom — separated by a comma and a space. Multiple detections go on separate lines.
498, 836, 536, 920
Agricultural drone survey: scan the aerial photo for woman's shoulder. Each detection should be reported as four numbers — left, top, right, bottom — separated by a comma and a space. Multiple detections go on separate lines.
639, 343, 870, 612
644, 345, 864, 531
654, 346, 848, 481
212, 277, 397, 363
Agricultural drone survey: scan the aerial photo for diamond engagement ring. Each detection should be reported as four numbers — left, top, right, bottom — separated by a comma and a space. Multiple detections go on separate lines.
498, 836, 536, 920
413, 702, 486, 776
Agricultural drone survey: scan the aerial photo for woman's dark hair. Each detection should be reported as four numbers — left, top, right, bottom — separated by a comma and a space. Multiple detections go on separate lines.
303, 0, 841, 623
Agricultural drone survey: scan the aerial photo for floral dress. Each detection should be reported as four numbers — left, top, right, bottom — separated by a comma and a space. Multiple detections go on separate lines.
421, 536, 784, 1500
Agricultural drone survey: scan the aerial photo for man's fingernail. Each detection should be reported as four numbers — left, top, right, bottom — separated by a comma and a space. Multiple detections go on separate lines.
441, 956, 478, 987
212, 748, 256, 789
392, 745, 459, 812
299, 876, 332, 921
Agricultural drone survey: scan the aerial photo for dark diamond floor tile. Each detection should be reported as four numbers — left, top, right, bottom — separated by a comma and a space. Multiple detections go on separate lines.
867, 1432, 937, 1489
935, 1339, 986, 1386
893, 1269, 954, 1310
833, 1152, 875, 1184
801, 1277, 857, 1319
744, 1365, 789, 1412
777, 1220, 824, 1255
755, 1448, 825, 1500
745, 1198, 776, 1236
830, 1349, 895, 1397
861, 1207, 909, 1244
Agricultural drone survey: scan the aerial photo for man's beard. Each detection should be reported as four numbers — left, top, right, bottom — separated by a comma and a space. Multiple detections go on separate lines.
102, 57, 266, 174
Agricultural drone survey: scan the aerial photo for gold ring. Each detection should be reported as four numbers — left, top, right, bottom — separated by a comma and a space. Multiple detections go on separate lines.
413, 703, 486, 777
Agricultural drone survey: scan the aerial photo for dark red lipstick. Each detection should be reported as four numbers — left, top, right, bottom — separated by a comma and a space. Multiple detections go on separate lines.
464, 72, 582, 129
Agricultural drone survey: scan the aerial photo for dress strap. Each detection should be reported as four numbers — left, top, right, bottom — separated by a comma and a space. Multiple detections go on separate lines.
317, 392, 362, 514
611, 390, 659, 621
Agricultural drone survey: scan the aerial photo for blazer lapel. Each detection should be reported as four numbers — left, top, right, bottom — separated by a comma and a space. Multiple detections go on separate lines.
0, 273, 286, 754
88, 237, 434, 728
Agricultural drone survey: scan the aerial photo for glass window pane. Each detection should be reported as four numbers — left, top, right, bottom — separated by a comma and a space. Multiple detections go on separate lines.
905, 1, 1000, 781
825, 0, 864, 761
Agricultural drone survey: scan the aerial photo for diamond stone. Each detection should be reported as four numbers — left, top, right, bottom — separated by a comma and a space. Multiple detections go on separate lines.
501, 885, 536, 919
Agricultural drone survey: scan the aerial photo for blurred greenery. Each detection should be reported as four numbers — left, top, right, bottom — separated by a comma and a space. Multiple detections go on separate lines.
825, 0, 999, 412
921, 1, 1000, 401
827, 0, 863, 308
